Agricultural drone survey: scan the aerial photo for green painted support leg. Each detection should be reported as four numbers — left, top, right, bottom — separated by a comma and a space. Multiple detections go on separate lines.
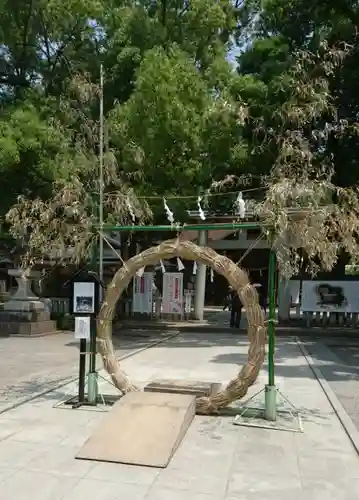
265, 249, 277, 421
265, 385, 277, 421
87, 372, 98, 403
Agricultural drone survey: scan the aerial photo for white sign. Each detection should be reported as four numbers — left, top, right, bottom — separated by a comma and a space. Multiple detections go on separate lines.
162, 273, 183, 314
75, 316, 91, 339
133, 272, 154, 314
301, 281, 359, 313
73, 282, 95, 314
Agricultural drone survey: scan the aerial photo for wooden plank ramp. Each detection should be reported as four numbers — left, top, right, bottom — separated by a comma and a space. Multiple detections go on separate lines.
144, 379, 221, 398
76, 391, 196, 468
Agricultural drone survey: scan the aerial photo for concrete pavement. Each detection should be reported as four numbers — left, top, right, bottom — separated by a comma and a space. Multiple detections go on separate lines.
0, 333, 358, 499
304, 339, 359, 432
0, 331, 174, 413
119, 308, 359, 336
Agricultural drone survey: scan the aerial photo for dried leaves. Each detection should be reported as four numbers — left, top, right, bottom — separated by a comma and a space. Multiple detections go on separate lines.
5, 42, 359, 280
5, 74, 152, 268
256, 42, 359, 278
6, 179, 94, 266
206, 42, 359, 279
6, 178, 152, 268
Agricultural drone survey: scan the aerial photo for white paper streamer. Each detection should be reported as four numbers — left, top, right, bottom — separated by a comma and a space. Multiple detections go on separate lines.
235, 192, 246, 219
163, 198, 174, 224
160, 260, 166, 273
126, 197, 136, 223
192, 261, 197, 275
197, 196, 206, 220
210, 268, 214, 283
136, 267, 145, 277
177, 257, 185, 271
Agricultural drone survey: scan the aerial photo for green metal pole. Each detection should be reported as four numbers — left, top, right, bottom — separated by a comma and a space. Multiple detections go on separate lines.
265, 248, 277, 421
267, 249, 276, 386
96, 222, 264, 232
87, 240, 98, 404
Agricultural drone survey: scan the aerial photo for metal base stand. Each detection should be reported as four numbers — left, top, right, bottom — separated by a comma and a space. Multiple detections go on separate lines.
233, 385, 303, 433
53, 371, 120, 412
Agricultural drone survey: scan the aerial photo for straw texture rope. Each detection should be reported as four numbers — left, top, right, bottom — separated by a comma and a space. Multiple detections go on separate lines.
97, 238, 266, 415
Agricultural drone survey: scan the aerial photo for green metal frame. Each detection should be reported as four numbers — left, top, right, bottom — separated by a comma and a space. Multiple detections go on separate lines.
98, 222, 277, 403
267, 249, 276, 387
98, 222, 268, 232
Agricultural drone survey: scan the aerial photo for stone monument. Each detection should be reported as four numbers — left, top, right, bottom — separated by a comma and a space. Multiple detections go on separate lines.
0, 269, 57, 336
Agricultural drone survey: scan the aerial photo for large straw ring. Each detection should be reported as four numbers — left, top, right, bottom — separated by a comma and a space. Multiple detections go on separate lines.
97, 239, 266, 414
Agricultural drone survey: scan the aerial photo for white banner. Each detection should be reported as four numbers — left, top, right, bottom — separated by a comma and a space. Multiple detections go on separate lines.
133, 272, 154, 314
184, 290, 193, 314
289, 280, 300, 304
162, 273, 184, 314
301, 280, 359, 313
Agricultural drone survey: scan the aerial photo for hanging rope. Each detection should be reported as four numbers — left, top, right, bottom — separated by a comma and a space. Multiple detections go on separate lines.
235, 233, 265, 266
99, 231, 129, 272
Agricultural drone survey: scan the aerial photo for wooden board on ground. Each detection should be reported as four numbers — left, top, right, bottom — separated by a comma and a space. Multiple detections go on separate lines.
76, 391, 196, 468
144, 379, 221, 398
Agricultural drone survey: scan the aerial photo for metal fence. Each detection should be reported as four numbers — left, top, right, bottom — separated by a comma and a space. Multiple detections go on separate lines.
303, 311, 359, 327
50, 297, 70, 315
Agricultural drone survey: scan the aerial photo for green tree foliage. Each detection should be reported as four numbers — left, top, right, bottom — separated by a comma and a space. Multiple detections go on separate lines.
3, 0, 359, 276
0, 0, 243, 214
236, 0, 359, 187
110, 45, 248, 200
1, 0, 244, 262
0, 102, 73, 206
232, 0, 359, 275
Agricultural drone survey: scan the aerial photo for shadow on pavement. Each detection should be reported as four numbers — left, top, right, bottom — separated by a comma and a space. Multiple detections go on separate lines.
152, 333, 359, 384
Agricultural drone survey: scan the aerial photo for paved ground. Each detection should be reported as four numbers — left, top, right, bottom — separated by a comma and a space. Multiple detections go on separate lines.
0, 333, 358, 499
0, 331, 173, 413
304, 338, 359, 432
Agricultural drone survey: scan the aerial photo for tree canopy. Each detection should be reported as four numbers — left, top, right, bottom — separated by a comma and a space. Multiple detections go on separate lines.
1, 0, 359, 276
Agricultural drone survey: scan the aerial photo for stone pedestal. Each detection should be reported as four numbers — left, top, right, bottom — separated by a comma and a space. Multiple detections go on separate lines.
0, 269, 57, 336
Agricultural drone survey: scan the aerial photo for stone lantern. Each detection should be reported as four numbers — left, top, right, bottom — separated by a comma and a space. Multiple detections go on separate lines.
0, 269, 56, 336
